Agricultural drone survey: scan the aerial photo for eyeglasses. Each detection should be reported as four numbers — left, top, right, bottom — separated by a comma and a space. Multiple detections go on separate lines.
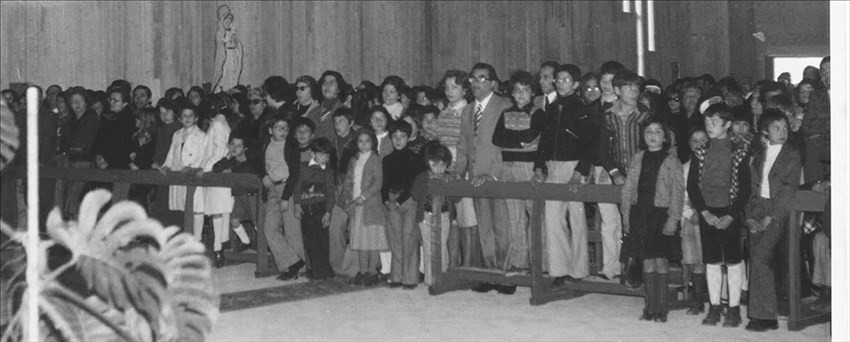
108, 98, 122, 103
273, 125, 289, 131
667, 96, 680, 102
469, 75, 491, 83
297, 86, 309, 91
584, 86, 601, 91
250, 99, 264, 105
555, 78, 574, 84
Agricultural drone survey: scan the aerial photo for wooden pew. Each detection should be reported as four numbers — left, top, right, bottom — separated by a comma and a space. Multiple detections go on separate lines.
5, 167, 274, 277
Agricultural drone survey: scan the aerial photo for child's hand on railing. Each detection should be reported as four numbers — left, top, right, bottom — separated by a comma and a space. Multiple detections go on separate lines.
159, 166, 170, 176
262, 175, 274, 188
195, 168, 205, 178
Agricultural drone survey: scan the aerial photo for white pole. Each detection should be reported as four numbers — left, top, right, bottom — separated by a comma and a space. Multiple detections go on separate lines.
647, 0, 655, 52
623, 0, 631, 13
635, 0, 644, 76
24, 87, 40, 342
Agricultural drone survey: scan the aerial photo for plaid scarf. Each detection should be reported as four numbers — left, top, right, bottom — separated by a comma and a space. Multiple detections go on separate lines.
693, 139, 750, 205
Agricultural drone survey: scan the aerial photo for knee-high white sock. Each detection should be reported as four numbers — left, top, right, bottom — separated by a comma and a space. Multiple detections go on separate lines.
193, 215, 204, 242
233, 224, 250, 244
212, 216, 225, 252
727, 262, 744, 307
707, 264, 723, 305
220, 213, 231, 244
419, 245, 425, 273
380, 251, 392, 275
740, 260, 749, 291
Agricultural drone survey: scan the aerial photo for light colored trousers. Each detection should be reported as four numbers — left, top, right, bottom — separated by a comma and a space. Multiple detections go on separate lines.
263, 186, 304, 272
387, 199, 420, 284
420, 211, 450, 286
328, 205, 360, 276
501, 161, 534, 269
544, 160, 589, 278
591, 166, 622, 278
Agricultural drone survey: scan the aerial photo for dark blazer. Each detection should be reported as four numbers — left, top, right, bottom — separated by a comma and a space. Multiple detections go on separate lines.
261, 137, 301, 201
67, 110, 100, 162
459, 93, 513, 177
746, 143, 802, 222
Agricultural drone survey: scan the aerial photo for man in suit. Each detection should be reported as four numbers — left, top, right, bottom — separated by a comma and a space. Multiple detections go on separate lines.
459, 62, 514, 294
533, 61, 560, 113
800, 56, 829, 184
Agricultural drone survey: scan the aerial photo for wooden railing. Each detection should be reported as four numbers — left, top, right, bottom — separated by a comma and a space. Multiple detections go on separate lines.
3, 167, 277, 277
425, 179, 829, 330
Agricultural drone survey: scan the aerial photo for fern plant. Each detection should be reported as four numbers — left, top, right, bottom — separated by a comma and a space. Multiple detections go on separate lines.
0, 189, 219, 342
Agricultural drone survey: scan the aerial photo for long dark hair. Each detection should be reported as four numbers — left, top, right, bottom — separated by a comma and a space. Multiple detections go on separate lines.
638, 117, 673, 152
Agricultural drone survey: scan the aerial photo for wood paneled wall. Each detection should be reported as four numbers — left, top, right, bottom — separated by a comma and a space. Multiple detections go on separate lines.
1, 1, 772, 95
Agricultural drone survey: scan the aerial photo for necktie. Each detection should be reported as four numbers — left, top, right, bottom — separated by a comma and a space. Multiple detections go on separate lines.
474, 103, 483, 132
544, 96, 550, 111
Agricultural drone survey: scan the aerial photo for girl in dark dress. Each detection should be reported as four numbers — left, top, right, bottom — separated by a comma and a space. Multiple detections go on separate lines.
621, 118, 685, 323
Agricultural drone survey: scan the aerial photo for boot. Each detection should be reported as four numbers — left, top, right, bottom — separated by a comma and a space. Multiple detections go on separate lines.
688, 272, 707, 315
702, 304, 723, 326
723, 305, 742, 327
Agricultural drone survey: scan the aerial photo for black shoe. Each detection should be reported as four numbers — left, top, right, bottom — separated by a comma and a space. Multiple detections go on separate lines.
702, 305, 723, 326
723, 306, 742, 328
687, 301, 705, 315
745, 319, 778, 332
276, 269, 299, 281
496, 285, 516, 295
653, 312, 668, 323
235, 240, 253, 253
472, 283, 496, 293
350, 273, 365, 286
639, 308, 654, 321
402, 284, 417, 290
214, 251, 225, 268
388, 281, 403, 288
552, 276, 567, 287
362, 273, 380, 287
625, 279, 644, 290
565, 275, 583, 283
289, 259, 306, 273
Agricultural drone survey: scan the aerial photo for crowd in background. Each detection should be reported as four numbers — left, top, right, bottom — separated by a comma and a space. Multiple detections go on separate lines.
0, 55, 832, 331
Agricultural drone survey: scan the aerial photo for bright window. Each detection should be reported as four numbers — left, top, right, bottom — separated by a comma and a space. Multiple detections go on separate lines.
772, 57, 823, 84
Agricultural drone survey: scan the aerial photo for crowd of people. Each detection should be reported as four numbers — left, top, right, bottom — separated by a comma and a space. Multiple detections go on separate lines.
0, 55, 832, 332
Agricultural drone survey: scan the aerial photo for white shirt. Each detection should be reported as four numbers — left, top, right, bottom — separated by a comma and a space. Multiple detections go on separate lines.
308, 157, 327, 170
760, 143, 783, 198
474, 92, 493, 115
544, 91, 557, 110
376, 131, 389, 152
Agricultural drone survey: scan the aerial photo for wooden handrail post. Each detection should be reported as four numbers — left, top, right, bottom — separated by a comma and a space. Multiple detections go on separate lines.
431, 195, 444, 284
529, 198, 546, 305
184, 186, 196, 239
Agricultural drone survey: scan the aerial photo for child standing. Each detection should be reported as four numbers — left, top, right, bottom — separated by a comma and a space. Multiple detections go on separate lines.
744, 109, 801, 332
687, 103, 751, 328
382, 120, 425, 289
368, 106, 393, 278
342, 128, 389, 286
160, 105, 207, 241
262, 115, 305, 281
202, 95, 234, 268
293, 137, 337, 280
681, 129, 709, 315
411, 141, 457, 286
212, 134, 256, 254
621, 118, 685, 323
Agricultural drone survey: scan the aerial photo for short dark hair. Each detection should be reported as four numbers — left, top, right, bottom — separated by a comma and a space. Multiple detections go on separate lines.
294, 116, 316, 133
368, 105, 390, 122
156, 98, 179, 114
510, 70, 536, 89
422, 140, 452, 168
472, 62, 500, 85
638, 117, 672, 151
820, 56, 830, 66
764, 94, 794, 114
133, 85, 152, 99
228, 131, 248, 145
381, 75, 407, 96
390, 119, 412, 138
109, 80, 131, 94
413, 86, 436, 103
309, 137, 334, 154
187, 86, 206, 100
108, 87, 130, 104
703, 103, 733, 123
557, 64, 582, 83
263, 76, 290, 102
758, 81, 787, 103
758, 109, 789, 134
332, 106, 354, 123
600, 61, 626, 76
612, 70, 642, 89
164, 87, 185, 100
540, 61, 560, 71
64, 86, 88, 104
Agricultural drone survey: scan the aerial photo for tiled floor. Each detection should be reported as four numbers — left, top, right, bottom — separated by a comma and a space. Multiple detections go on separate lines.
209, 263, 830, 341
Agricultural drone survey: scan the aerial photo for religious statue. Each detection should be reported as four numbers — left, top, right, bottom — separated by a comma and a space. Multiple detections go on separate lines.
212, 5, 243, 93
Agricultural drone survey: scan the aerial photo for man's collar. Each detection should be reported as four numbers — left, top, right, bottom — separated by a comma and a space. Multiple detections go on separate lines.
309, 158, 326, 170
475, 92, 494, 109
